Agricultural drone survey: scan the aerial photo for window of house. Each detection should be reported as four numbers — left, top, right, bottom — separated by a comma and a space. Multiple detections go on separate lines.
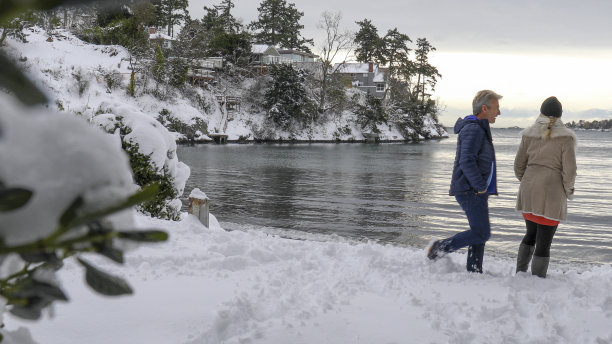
363, 73, 368, 77
350, 73, 356, 78
376, 83, 385, 92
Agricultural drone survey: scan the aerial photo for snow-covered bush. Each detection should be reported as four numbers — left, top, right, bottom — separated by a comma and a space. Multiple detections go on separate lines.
354, 94, 389, 133
157, 109, 209, 142
93, 105, 190, 221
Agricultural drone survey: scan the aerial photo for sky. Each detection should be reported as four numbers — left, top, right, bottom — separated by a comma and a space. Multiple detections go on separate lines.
188, 0, 612, 127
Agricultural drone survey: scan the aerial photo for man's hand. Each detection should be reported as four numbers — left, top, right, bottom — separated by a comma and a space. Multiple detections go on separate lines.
476, 189, 488, 195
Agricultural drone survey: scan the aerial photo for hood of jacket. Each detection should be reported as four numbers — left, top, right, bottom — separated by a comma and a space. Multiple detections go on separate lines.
521, 114, 577, 143
454, 115, 493, 141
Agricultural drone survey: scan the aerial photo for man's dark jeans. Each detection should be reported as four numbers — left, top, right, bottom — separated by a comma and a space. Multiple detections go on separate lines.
443, 193, 491, 272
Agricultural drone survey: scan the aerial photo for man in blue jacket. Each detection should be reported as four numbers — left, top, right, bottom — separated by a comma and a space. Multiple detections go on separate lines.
427, 90, 502, 273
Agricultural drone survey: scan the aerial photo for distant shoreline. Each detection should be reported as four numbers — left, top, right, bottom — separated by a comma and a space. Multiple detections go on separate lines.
177, 135, 450, 145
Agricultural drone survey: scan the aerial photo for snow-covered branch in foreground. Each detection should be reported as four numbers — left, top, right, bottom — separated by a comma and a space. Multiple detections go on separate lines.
0, 95, 169, 343
0, 95, 135, 246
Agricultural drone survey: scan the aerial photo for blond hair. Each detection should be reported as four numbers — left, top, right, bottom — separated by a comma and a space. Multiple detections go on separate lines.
545, 116, 557, 138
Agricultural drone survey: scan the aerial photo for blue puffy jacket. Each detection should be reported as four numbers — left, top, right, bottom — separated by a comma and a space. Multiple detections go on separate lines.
449, 115, 497, 195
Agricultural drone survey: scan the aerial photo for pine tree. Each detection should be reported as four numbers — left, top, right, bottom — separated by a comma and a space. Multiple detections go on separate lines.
353, 19, 382, 63
264, 64, 315, 130
413, 38, 441, 103
153, 43, 166, 83
200, 2, 251, 65
127, 70, 136, 97
379, 28, 411, 100
249, 0, 313, 51
154, 0, 189, 37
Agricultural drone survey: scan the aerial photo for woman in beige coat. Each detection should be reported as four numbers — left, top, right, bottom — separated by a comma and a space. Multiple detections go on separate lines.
514, 96, 577, 278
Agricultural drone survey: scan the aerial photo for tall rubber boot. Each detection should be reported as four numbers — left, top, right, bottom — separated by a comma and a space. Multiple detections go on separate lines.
531, 255, 550, 278
516, 244, 535, 273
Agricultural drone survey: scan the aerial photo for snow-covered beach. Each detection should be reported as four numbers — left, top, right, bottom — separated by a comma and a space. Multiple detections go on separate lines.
4, 213, 612, 343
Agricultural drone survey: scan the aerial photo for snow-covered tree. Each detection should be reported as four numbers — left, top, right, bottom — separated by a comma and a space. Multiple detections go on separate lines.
264, 64, 316, 131
249, 0, 313, 51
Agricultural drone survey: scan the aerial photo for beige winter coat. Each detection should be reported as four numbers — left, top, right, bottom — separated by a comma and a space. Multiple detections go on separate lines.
514, 115, 577, 221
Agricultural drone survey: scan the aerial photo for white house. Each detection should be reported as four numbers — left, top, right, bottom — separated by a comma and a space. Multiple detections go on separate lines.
250, 44, 281, 66
149, 27, 175, 49
332, 62, 387, 99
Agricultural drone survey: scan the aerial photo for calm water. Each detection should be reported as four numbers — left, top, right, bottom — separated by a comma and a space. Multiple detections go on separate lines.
178, 129, 612, 265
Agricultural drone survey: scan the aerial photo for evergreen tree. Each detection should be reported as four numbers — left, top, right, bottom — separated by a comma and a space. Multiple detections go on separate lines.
154, 0, 189, 37
264, 64, 315, 130
353, 19, 382, 63
127, 70, 136, 97
413, 38, 441, 103
249, 0, 313, 51
380, 28, 411, 74
153, 43, 166, 83
200, 2, 251, 65
354, 94, 388, 133
202, 0, 241, 34
379, 28, 411, 99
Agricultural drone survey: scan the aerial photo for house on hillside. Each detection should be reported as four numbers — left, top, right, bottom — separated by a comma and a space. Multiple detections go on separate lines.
250, 44, 281, 66
278, 49, 318, 63
148, 27, 175, 49
250, 45, 319, 73
332, 62, 387, 99
187, 57, 224, 85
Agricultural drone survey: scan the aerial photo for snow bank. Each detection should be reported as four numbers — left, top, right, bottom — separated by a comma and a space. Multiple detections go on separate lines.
0, 95, 135, 245
5, 213, 612, 343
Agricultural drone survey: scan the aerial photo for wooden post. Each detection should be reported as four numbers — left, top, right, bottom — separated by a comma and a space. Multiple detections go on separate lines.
188, 188, 209, 228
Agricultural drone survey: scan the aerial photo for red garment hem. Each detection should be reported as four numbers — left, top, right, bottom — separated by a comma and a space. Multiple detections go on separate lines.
522, 212, 560, 226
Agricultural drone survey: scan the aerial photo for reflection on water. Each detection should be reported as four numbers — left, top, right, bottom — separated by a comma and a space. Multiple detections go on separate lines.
178, 129, 612, 265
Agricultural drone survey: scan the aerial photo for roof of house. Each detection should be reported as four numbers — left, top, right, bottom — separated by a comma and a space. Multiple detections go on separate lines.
149, 32, 175, 41
333, 62, 372, 74
278, 49, 318, 58
251, 44, 281, 55
333, 62, 386, 83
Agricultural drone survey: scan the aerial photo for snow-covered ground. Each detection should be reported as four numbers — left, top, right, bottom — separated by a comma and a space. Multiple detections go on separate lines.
3, 213, 612, 344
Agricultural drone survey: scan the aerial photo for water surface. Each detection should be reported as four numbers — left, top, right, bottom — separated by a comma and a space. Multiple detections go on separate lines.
178, 129, 612, 265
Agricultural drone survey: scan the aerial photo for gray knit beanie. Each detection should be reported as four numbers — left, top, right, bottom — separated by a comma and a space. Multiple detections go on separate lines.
540, 96, 562, 118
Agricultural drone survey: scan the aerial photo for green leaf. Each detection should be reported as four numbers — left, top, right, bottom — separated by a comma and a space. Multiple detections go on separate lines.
0, 53, 48, 106
10, 281, 68, 302
19, 252, 63, 269
9, 297, 45, 320
59, 196, 84, 227
78, 258, 133, 296
97, 247, 124, 264
66, 184, 159, 229
117, 230, 169, 243
0, 187, 32, 211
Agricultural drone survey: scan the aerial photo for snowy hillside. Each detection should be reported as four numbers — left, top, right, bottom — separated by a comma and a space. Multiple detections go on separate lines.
4, 27, 447, 143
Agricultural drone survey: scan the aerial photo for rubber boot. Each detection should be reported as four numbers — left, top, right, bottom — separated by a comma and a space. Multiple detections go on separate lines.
516, 244, 535, 273
531, 255, 550, 278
